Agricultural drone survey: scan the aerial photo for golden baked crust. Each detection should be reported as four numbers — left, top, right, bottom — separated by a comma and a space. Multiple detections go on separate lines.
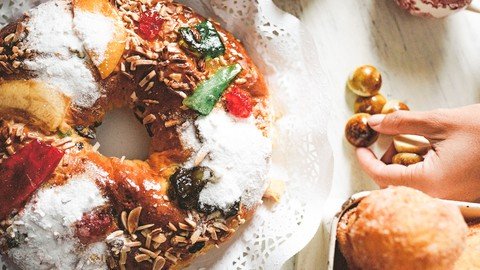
454, 221, 480, 269
337, 186, 468, 270
0, 0, 271, 269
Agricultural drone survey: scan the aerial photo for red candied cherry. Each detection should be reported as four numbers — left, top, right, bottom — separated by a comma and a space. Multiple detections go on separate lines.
137, 11, 164, 41
0, 140, 64, 219
75, 210, 113, 244
224, 87, 253, 118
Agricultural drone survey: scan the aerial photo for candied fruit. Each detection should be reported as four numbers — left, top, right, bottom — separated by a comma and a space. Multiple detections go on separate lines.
138, 11, 164, 41
224, 87, 252, 118
0, 140, 64, 219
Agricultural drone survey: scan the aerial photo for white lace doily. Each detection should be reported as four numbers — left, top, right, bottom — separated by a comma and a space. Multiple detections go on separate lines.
0, 1, 334, 269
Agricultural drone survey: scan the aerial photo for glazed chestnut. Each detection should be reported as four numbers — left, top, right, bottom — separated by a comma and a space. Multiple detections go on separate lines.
354, 94, 387, 115
381, 100, 410, 114
347, 65, 382, 97
393, 134, 431, 155
392, 153, 423, 166
345, 113, 379, 147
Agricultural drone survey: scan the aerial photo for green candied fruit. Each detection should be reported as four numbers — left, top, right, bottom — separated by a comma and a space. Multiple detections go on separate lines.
183, 63, 242, 115
179, 21, 226, 59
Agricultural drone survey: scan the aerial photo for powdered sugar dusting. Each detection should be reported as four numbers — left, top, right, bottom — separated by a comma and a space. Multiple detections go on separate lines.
73, 10, 115, 65
22, 0, 101, 108
5, 168, 109, 269
183, 109, 272, 211
24, 56, 101, 108
24, 0, 82, 56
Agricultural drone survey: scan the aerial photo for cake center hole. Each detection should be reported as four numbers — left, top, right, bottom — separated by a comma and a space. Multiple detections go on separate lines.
94, 108, 150, 160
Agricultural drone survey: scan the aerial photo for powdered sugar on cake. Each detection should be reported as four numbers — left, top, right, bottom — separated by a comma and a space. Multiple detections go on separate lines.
24, 0, 82, 56
22, 0, 101, 108
181, 109, 272, 211
24, 56, 101, 108
5, 167, 109, 270
73, 10, 115, 65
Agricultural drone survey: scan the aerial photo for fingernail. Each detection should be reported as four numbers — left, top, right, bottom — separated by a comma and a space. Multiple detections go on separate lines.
368, 114, 385, 126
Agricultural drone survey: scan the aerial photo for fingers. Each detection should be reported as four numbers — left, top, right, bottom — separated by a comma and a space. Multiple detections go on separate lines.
368, 109, 450, 138
356, 148, 429, 189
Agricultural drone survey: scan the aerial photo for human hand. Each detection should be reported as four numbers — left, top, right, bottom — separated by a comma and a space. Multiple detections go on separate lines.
356, 104, 480, 201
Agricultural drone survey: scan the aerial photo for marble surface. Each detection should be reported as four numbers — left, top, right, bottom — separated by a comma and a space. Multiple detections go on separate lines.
273, 0, 480, 269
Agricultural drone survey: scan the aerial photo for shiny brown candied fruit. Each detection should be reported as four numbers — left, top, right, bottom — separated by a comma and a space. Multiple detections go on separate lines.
345, 113, 379, 147
74, 125, 96, 139
354, 94, 387, 115
381, 100, 410, 114
347, 65, 382, 97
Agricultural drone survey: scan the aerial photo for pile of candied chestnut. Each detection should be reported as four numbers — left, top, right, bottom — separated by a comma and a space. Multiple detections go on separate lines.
344, 65, 431, 166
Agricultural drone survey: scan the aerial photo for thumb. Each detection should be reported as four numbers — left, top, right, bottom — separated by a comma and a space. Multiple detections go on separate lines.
368, 110, 449, 138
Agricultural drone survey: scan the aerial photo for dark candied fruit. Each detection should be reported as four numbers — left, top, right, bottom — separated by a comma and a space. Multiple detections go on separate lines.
6, 232, 27, 248
169, 166, 215, 210
188, 242, 206, 253
74, 125, 96, 139
224, 87, 253, 118
137, 11, 164, 41
222, 200, 240, 218
76, 142, 84, 150
199, 200, 240, 218
0, 140, 64, 219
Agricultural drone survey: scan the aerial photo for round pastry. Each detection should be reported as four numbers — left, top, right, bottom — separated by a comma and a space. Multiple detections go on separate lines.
0, 0, 272, 269
455, 221, 480, 269
337, 186, 468, 270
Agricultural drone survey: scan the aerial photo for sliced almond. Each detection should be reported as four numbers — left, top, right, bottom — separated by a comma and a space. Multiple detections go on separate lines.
127, 206, 142, 234
145, 234, 152, 249
153, 256, 166, 270
168, 222, 177, 232
139, 247, 157, 259
121, 211, 128, 230
190, 229, 201, 244
164, 252, 178, 263
135, 254, 150, 262
119, 247, 128, 265
106, 230, 124, 241
152, 233, 167, 244
125, 241, 142, 248
137, 224, 155, 231
212, 222, 229, 231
